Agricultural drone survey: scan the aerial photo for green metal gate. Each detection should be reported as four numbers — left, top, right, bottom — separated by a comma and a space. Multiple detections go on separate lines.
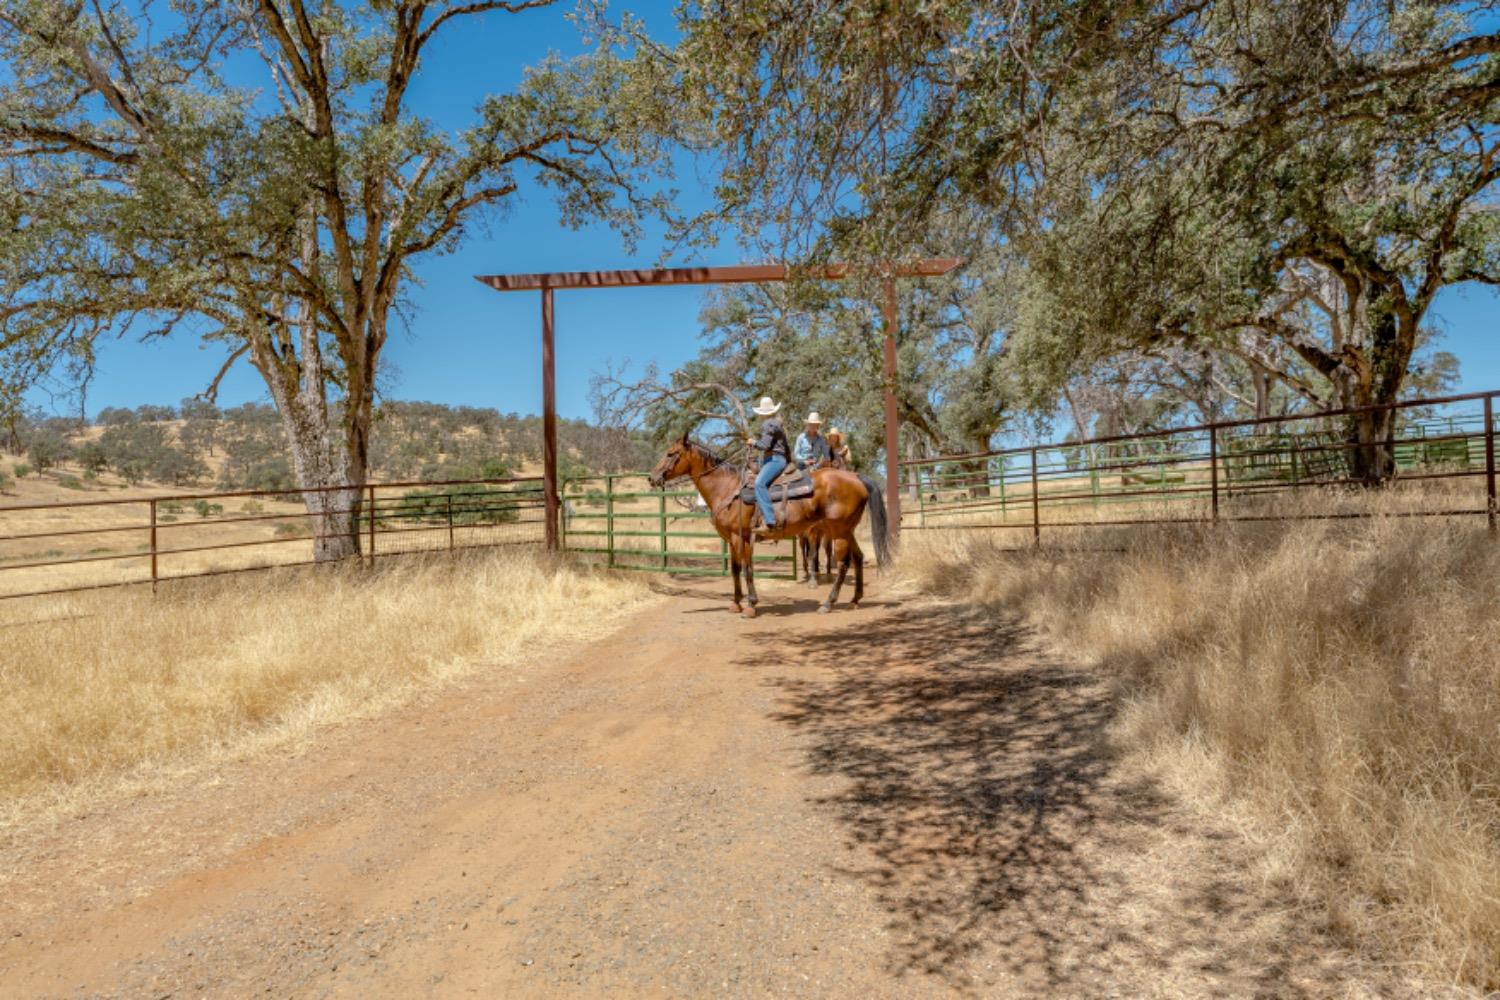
560, 474, 796, 579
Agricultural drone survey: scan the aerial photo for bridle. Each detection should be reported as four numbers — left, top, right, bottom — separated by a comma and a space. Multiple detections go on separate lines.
660, 440, 740, 509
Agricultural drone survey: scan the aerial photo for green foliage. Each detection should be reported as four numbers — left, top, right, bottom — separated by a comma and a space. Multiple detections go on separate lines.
97, 424, 205, 486
26, 430, 71, 473
274, 521, 312, 538
56, 475, 84, 490
387, 485, 523, 527
192, 500, 224, 519
13, 464, 31, 479
0, 1, 685, 514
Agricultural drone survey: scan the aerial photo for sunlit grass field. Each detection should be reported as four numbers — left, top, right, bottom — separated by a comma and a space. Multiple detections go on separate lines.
902, 489, 1500, 989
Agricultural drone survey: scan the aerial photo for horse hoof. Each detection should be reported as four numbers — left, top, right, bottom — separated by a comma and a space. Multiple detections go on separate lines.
818, 604, 831, 614
742, 606, 758, 619
806, 578, 820, 589
730, 602, 742, 614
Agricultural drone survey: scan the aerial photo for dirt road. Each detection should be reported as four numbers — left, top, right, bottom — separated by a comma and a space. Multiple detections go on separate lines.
1, 576, 1405, 998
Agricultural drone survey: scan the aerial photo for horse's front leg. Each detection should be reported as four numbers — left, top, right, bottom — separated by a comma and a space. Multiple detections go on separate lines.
798, 536, 812, 585
742, 533, 760, 617
729, 540, 744, 614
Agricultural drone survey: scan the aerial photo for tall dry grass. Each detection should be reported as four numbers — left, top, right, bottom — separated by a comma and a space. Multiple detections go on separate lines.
0, 549, 657, 824
903, 495, 1500, 990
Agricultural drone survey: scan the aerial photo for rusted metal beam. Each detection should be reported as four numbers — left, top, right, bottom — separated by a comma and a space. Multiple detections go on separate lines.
542, 286, 560, 551
881, 276, 902, 547
475, 258, 961, 292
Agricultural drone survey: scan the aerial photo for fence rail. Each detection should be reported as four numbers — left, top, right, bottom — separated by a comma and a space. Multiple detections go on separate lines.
901, 389, 1500, 540
560, 473, 797, 579
0, 468, 800, 602
0, 475, 549, 602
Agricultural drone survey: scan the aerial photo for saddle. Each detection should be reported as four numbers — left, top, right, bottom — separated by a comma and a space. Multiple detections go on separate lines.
737, 465, 815, 506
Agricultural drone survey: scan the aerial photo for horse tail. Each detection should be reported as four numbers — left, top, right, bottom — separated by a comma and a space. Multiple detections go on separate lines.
857, 473, 891, 566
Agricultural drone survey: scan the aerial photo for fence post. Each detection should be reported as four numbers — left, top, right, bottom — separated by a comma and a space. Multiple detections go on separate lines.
1209, 425, 1219, 523
1486, 395, 1496, 534
149, 497, 158, 590
606, 476, 616, 569
658, 491, 667, 571
446, 492, 455, 552
1030, 446, 1041, 545
367, 484, 376, 564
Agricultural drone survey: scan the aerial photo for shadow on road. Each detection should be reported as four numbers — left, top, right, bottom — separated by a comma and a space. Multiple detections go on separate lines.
739, 602, 1372, 998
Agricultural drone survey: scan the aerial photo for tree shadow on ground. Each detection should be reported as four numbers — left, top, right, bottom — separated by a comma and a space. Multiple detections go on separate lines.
737, 602, 1384, 998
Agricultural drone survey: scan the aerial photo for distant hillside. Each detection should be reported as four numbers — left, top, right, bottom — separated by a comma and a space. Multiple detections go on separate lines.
0, 400, 653, 497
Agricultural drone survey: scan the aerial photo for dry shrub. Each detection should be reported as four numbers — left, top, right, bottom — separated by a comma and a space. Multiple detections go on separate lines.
0, 549, 656, 823
904, 492, 1500, 989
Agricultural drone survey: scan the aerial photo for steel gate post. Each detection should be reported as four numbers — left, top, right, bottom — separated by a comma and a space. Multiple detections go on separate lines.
1209, 425, 1219, 523
1486, 395, 1496, 534
606, 475, 616, 569
658, 491, 667, 570
367, 484, 376, 563
1030, 446, 1041, 545
881, 276, 902, 548
149, 498, 158, 594
541, 286, 560, 552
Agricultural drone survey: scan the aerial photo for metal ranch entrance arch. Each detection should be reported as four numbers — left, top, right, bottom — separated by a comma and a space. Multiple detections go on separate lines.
475, 259, 963, 551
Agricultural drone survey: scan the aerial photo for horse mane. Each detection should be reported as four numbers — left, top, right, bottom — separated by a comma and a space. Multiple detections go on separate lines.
686, 438, 740, 475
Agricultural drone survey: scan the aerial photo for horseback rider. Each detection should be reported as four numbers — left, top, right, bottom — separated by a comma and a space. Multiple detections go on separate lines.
793, 412, 832, 471
745, 395, 793, 536
826, 426, 851, 469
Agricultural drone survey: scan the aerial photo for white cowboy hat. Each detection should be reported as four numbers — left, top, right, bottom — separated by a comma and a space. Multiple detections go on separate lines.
804, 412, 823, 425
752, 396, 782, 416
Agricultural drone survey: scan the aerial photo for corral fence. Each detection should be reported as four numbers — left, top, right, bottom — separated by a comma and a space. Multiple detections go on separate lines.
902, 389, 1499, 541
0, 470, 795, 604
0, 475, 549, 602
558, 473, 797, 580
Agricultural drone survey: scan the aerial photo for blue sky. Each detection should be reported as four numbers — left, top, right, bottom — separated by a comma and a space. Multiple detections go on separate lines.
26, 2, 1500, 421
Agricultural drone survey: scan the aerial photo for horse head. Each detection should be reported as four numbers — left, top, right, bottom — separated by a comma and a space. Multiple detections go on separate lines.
648, 432, 695, 488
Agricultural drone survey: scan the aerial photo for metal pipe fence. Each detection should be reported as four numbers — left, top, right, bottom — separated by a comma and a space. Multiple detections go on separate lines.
0, 475, 549, 601
901, 390, 1500, 540
559, 473, 797, 580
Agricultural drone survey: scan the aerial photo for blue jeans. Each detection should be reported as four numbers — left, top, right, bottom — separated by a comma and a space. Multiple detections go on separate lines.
754, 455, 788, 527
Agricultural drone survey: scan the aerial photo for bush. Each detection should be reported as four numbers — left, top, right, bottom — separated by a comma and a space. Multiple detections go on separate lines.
387, 483, 523, 526
26, 430, 73, 473
13, 463, 32, 479
57, 476, 85, 490
192, 500, 224, 519
274, 521, 312, 537
159, 500, 186, 515
0, 468, 10, 491
240, 500, 265, 514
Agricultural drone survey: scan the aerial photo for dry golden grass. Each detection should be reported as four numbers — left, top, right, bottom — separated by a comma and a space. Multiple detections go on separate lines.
902, 492, 1500, 990
0, 549, 658, 826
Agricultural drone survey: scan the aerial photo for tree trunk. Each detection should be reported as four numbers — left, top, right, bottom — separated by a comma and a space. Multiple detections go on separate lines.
253, 335, 363, 562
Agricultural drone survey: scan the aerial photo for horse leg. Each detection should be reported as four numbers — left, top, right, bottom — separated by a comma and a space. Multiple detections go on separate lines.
820, 537, 852, 613
798, 536, 812, 584
729, 548, 743, 614
743, 535, 760, 617
850, 538, 864, 608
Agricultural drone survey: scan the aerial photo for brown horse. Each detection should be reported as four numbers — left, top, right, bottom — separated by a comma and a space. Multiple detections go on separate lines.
799, 430, 849, 582
648, 435, 889, 617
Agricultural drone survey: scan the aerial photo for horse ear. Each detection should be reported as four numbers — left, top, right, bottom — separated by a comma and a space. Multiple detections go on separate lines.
680, 430, 690, 446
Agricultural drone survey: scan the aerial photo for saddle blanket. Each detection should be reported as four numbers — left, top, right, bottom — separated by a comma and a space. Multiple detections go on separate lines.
738, 471, 815, 506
